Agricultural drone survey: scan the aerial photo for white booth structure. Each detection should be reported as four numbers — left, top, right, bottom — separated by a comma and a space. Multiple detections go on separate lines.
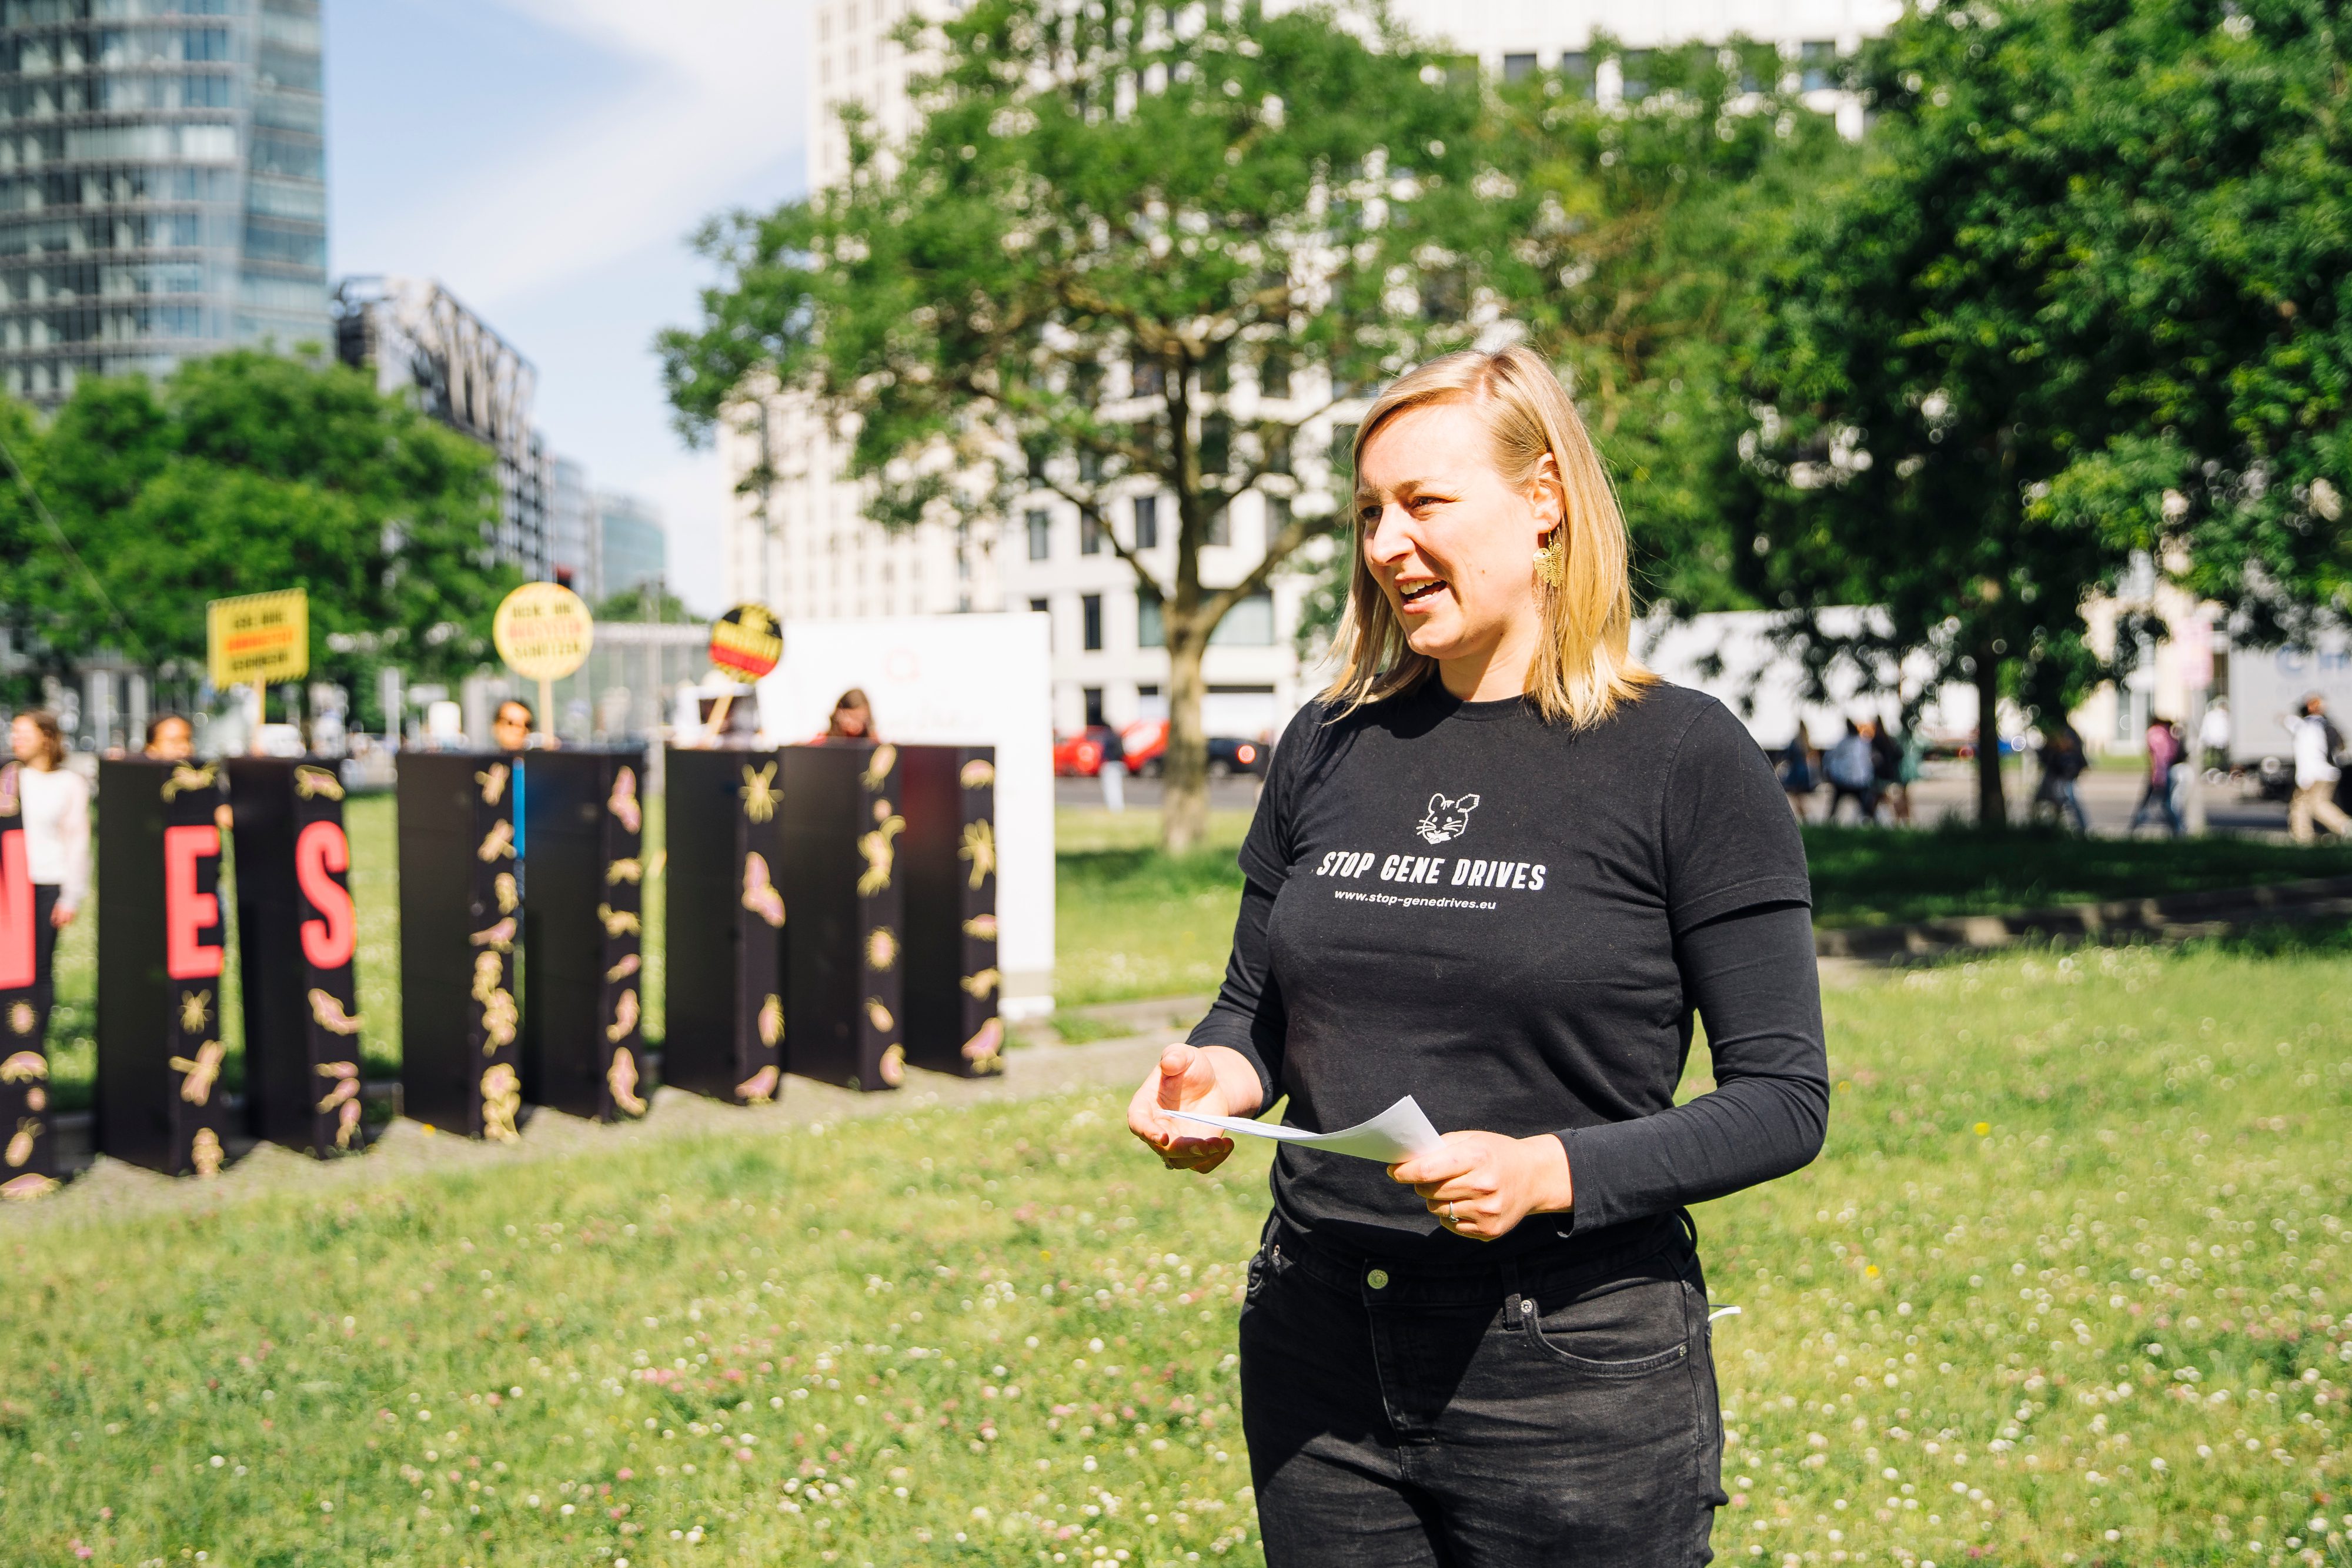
757, 611, 1057, 1019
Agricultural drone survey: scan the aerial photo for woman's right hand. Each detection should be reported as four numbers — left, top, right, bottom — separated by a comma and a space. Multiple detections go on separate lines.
1127, 1043, 1262, 1174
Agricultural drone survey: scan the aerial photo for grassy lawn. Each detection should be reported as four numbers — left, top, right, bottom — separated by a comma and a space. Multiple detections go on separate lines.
1801, 824, 2352, 928
1054, 812, 1253, 1009
1, 934, 2346, 1564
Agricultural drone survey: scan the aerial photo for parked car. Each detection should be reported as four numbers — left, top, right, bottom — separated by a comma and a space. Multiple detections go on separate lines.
1053, 726, 1115, 777
1119, 719, 1267, 778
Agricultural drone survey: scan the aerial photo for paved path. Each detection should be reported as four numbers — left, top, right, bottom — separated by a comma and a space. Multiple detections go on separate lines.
4, 963, 1894, 1231
3, 1035, 1187, 1232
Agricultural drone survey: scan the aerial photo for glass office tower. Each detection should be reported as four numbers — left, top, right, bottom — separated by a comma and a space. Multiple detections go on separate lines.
0, 0, 328, 406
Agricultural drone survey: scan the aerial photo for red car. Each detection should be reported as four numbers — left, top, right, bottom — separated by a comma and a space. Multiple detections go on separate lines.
1053, 726, 1117, 777
1118, 719, 1267, 778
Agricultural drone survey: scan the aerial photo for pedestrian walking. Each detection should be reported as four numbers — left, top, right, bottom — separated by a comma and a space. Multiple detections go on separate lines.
2199, 698, 2231, 773
1871, 718, 1915, 826
2163, 720, 2190, 824
1130, 345, 1827, 1567
1098, 722, 1128, 813
5, 710, 88, 1054
2287, 693, 2351, 844
1777, 729, 1816, 821
1823, 719, 1879, 824
2129, 716, 2183, 836
2034, 723, 2091, 833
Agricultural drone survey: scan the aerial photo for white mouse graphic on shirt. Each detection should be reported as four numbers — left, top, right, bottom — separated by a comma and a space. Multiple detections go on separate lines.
1416, 792, 1481, 844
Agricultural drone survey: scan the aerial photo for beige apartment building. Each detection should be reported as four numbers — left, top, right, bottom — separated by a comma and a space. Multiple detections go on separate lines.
726, 0, 1902, 741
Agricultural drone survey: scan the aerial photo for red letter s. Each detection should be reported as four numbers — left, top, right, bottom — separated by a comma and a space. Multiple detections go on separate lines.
0, 831, 31, 990
164, 824, 223, 981
296, 820, 355, 970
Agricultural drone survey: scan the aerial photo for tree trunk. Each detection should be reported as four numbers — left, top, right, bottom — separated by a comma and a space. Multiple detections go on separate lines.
1163, 627, 1210, 854
1973, 644, 2005, 831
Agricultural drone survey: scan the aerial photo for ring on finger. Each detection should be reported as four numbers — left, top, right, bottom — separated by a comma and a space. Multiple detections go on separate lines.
1444, 1201, 1457, 1223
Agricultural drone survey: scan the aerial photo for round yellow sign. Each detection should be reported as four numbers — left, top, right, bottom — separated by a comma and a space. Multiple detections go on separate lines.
492, 583, 593, 681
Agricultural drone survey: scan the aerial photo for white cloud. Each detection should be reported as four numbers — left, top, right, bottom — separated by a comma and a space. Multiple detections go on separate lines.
345, 0, 808, 313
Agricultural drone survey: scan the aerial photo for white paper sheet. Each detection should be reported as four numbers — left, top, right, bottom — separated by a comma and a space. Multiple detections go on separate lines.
1165, 1095, 1445, 1164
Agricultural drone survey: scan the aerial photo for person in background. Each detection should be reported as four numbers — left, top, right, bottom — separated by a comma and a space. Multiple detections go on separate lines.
1871, 717, 1916, 827
492, 698, 543, 753
2288, 693, 2350, 844
1777, 728, 1816, 821
2129, 715, 2181, 836
820, 688, 877, 744
143, 713, 195, 763
2036, 723, 2091, 833
1098, 720, 1128, 814
6, 713, 88, 1054
2199, 697, 2232, 774
2163, 720, 2190, 824
1823, 718, 1879, 824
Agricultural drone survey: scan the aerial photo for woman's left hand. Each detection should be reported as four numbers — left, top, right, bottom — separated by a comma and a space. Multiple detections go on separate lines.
1388, 1132, 1574, 1242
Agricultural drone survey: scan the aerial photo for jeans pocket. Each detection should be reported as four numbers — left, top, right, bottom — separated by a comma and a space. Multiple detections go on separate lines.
1519, 1271, 1693, 1378
1245, 1243, 1277, 1302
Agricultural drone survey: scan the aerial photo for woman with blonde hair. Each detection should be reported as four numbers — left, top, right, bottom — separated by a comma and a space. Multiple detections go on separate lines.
1128, 345, 1828, 1565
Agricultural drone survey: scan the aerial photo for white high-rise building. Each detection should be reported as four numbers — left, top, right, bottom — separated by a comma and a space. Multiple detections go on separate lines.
730, 0, 1901, 740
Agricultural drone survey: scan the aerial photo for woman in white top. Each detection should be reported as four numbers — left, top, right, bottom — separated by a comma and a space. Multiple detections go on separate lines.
8, 713, 88, 1035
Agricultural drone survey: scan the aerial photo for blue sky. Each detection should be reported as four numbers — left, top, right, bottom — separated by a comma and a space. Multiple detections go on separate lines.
326, 0, 811, 612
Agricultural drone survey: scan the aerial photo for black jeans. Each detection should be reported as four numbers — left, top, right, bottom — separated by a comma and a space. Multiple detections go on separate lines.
1240, 1215, 1725, 1567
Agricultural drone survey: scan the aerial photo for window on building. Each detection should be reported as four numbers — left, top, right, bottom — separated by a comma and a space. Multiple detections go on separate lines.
1082, 593, 1104, 651
1619, 49, 1654, 100
1081, 512, 1105, 555
1799, 40, 1837, 92
1260, 350, 1291, 399
1027, 509, 1051, 561
1267, 494, 1292, 537
1030, 596, 1052, 651
1084, 687, 1106, 727
1504, 52, 1538, 82
1138, 590, 1164, 648
1134, 494, 1158, 550
1561, 51, 1595, 97
1265, 427, 1292, 476
1132, 357, 1164, 398
1207, 504, 1231, 549
1200, 414, 1230, 475
1201, 353, 1228, 394
1210, 593, 1275, 647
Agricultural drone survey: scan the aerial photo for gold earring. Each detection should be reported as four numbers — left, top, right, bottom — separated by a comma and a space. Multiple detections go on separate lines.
1532, 531, 1565, 590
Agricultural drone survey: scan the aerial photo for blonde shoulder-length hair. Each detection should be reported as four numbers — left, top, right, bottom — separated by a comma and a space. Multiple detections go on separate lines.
1320, 343, 1653, 728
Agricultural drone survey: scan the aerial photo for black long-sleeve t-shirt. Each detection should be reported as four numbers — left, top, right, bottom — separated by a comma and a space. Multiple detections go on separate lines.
1188, 680, 1829, 1263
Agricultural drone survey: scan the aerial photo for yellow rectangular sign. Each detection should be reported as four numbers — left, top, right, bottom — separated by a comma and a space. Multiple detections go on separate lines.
206, 589, 310, 689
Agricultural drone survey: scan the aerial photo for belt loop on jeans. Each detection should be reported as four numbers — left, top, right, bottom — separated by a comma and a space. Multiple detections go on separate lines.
1501, 1256, 1528, 1336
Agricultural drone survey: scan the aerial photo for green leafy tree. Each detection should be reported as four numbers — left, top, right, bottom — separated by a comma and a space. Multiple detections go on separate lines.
1733, 0, 2352, 825
662, 0, 1484, 850
594, 583, 695, 624
1472, 40, 1854, 614
1289, 40, 1854, 663
7, 351, 513, 726
2019, 0, 2352, 636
